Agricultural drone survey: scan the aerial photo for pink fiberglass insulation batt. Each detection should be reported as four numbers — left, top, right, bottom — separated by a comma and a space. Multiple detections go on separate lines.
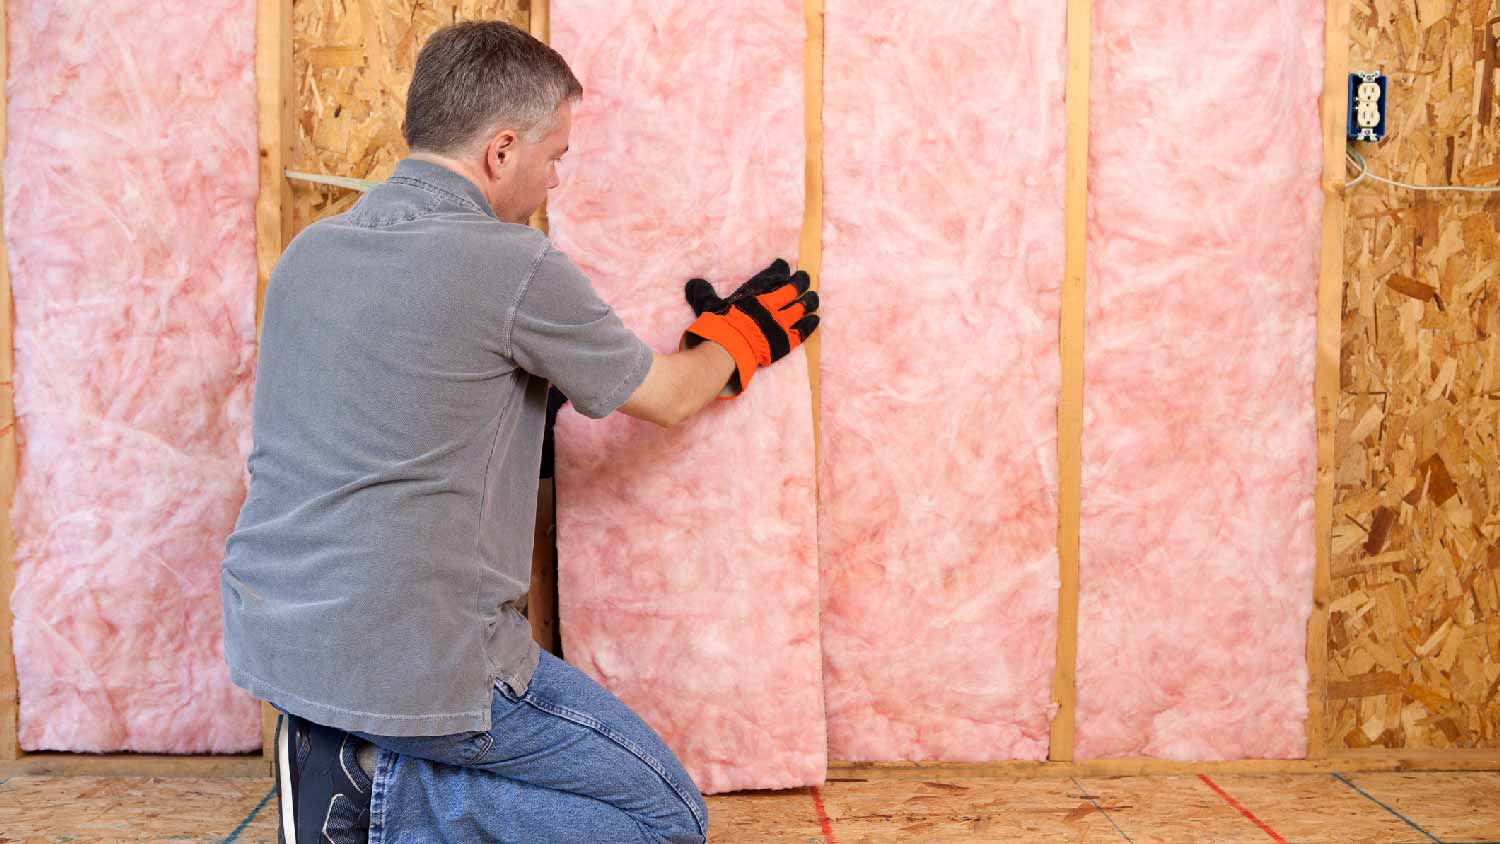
549, 1, 824, 793
1076, 1, 1324, 759
819, 2, 1067, 761
4, 1, 260, 751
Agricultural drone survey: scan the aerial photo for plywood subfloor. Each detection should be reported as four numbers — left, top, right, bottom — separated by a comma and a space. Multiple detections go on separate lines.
0, 772, 1496, 843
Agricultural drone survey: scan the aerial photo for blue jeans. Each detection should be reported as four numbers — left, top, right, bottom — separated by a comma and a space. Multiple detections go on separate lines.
351, 650, 709, 844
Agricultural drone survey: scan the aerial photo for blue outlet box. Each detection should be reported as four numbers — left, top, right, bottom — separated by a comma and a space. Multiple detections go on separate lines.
1348, 72, 1387, 142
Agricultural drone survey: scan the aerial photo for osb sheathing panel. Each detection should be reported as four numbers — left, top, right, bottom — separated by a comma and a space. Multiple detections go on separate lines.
290, 0, 529, 231
1333, 0, 1500, 749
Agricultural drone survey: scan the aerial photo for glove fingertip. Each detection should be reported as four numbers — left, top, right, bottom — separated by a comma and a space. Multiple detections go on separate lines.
792, 314, 820, 342
685, 278, 719, 315
751, 259, 792, 292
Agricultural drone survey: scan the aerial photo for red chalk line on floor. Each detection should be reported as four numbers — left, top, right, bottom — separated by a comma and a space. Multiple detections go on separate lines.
810, 785, 836, 844
1199, 774, 1287, 843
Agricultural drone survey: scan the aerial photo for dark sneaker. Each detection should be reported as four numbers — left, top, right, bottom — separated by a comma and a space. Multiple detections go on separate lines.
274, 712, 373, 844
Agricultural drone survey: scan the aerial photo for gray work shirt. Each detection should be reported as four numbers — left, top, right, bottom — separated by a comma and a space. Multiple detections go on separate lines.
221, 158, 651, 737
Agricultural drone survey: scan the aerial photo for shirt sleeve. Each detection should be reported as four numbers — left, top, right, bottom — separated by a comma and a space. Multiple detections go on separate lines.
506, 244, 653, 419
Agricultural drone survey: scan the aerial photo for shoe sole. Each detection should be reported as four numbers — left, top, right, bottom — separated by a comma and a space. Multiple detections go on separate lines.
276, 714, 299, 844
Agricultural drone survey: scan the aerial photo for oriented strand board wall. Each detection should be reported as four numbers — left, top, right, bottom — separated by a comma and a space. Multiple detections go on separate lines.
1333, 0, 1500, 749
290, 0, 528, 231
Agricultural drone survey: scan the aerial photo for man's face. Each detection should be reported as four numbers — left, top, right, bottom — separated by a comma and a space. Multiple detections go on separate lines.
490, 102, 572, 224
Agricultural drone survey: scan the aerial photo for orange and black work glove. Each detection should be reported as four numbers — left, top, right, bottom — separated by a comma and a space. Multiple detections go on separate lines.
685, 259, 799, 316
680, 259, 820, 397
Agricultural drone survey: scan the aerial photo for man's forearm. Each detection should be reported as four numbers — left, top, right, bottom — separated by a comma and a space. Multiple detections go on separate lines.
672, 341, 737, 415
618, 341, 735, 427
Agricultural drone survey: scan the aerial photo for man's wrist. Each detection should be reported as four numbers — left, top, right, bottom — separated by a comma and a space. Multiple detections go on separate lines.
684, 333, 739, 395
681, 314, 755, 397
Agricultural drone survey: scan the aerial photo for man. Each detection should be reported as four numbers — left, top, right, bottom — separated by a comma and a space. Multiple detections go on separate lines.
220, 20, 819, 844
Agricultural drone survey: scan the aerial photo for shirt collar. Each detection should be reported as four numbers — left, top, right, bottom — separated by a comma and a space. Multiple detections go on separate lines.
388, 158, 496, 218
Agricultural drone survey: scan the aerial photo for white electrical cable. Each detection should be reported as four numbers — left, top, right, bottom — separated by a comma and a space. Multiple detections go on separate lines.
1345, 147, 1500, 194
284, 169, 380, 192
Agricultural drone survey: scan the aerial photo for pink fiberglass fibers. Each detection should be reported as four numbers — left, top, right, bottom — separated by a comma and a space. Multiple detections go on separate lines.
4, 1, 261, 751
549, 1, 823, 793
1076, 0, 1324, 759
818, 2, 1067, 761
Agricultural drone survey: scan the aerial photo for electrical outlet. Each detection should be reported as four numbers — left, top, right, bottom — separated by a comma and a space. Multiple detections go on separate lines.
1347, 72, 1387, 142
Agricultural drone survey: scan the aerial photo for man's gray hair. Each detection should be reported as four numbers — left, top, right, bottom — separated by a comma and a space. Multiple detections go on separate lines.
403, 20, 583, 153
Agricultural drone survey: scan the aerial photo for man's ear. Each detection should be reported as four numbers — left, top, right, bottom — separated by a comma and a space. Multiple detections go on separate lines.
483, 129, 518, 178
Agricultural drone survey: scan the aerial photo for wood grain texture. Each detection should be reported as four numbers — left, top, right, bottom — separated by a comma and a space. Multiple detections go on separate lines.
799, 0, 824, 441
526, 0, 549, 235
1309, 0, 1353, 761
1049, 0, 1090, 765
829, 748, 1500, 779
0, 753, 266, 778
259, 0, 294, 335
0, 775, 275, 842
1333, 0, 1500, 750
256, 0, 294, 762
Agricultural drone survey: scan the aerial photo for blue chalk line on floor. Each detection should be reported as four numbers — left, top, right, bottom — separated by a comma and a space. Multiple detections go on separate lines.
1071, 777, 1134, 843
222, 785, 276, 844
1332, 773, 1444, 844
